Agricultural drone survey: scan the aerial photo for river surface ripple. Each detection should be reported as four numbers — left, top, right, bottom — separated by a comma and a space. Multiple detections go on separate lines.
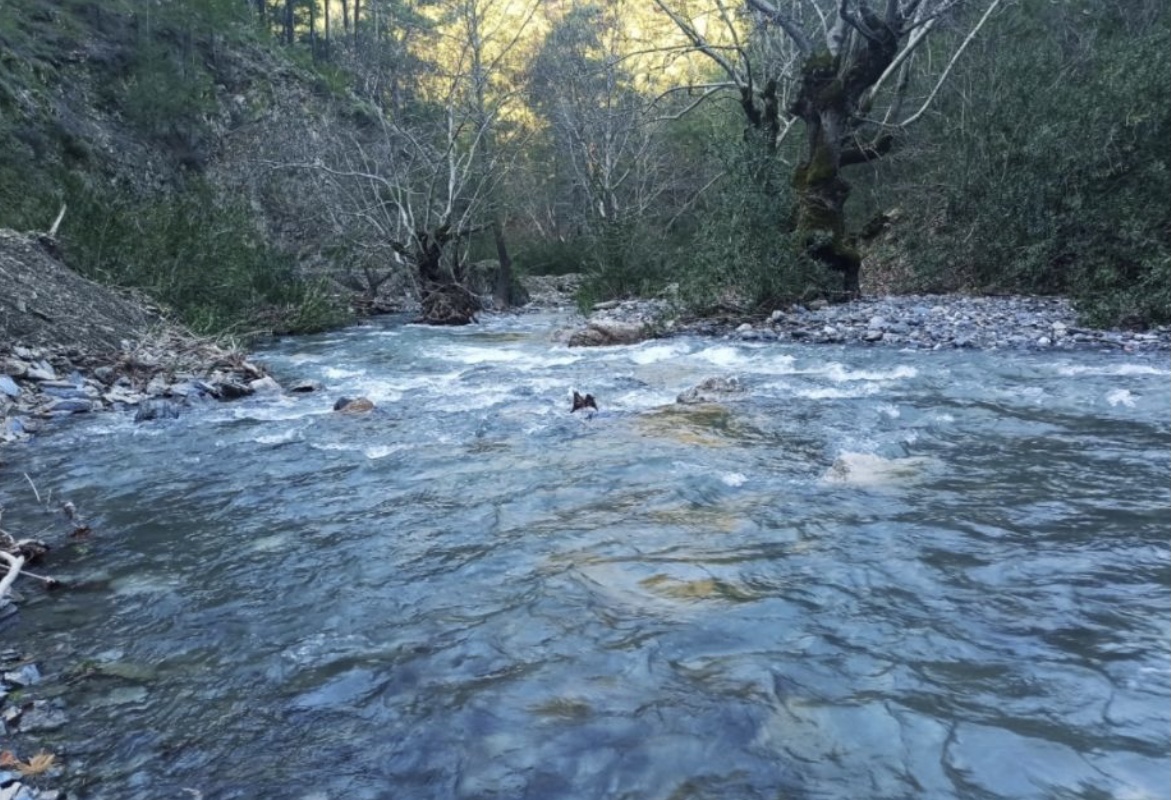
2, 312, 1169, 800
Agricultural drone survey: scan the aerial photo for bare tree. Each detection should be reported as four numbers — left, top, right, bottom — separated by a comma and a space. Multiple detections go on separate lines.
301, 107, 501, 324
528, 3, 673, 240
652, 0, 1003, 296
440, 0, 540, 309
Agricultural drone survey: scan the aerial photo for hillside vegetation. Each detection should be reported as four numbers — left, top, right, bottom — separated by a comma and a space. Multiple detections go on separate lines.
0, 0, 1166, 333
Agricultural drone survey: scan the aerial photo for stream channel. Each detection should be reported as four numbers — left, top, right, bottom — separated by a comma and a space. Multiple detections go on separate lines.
2, 311, 1169, 799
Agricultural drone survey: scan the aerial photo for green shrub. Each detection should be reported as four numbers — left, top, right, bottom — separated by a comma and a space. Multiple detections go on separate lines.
576, 218, 676, 310
675, 140, 830, 313
63, 179, 351, 337
868, 3, 1170, 327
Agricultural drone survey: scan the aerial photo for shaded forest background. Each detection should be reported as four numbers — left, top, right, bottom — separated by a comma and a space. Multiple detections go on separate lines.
0, 0, 1166, 336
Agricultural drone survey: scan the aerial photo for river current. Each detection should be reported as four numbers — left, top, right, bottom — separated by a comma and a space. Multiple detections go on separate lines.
2, 311, 1169, 799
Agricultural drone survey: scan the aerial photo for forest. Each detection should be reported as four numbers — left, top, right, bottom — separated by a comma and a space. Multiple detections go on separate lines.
1, 0, 1167, 333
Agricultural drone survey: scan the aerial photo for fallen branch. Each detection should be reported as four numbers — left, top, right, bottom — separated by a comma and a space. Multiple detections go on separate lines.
0, 551, 26, 602
23, 473, 42, 504
48, 203, 67, 238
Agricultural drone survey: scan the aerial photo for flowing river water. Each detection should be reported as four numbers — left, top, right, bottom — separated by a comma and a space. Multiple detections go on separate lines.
2, 311, 1169, 799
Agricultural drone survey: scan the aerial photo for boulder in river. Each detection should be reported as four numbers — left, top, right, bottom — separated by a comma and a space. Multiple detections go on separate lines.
334, 397, 375, 414
568, 320, 651, 348
134, 399, 182, 423
677, 376, 744, 405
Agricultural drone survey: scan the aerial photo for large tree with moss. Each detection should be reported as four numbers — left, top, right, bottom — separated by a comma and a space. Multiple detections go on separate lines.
654, 0, 1001, 297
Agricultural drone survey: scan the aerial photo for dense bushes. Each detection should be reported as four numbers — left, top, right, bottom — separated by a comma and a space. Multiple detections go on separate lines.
868, 3, 1169, 327
62, 181, 349, 337
676, 140, 830, 313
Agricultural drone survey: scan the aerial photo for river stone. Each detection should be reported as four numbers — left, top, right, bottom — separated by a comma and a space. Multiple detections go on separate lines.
677, 376, 743, 405
290, 380, 322, 393
0, 782, 32, 800
25, 362, 55, 381
568, 320, 649, 348
14, 701, 67, 733
134, 399, 181, 423
334, 397, 375, 414
45, 397, 94, 414
0, 375, 19, 397
249, 376, 282, 394
215, 380, 253, 399
2, 664, 40, 687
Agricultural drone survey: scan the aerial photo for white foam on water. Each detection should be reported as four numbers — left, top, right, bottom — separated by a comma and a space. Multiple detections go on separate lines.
1107, 388, 1137, 407
436, 344, 525, 364
877, 403, 901, 419
795, 384, 881, 400
232, 400, 329, 423
110, 573, 181, 597
1057, 362, 1169, 377
695, 344, 751, 368
820, 451, 934, 488
323, 366, 367, 379
816, 363, 918, 382
248, 532, 291, 553
429, 391, 503, 412
287, 352, 323, 364
612, 388, 679, 410
364, 444, 408, 460
310, 441, 360, 452
721, 472, 748, 487
628, 341, 691, 365
254, 428, 302, 445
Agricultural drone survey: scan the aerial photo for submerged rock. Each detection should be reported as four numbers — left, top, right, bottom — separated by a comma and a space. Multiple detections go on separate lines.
334, 397, 375, 414
568, 320, 651, 347
134, 399, 182, 423
677, 376, 744, 405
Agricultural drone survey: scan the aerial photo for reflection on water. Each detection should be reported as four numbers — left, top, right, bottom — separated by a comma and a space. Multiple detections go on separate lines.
2, 312, 1168, 800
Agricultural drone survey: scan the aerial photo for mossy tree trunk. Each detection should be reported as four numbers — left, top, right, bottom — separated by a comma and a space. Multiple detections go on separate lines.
409, 226, 481, 325
785, 17, 898, 297
710, 2, 909, 299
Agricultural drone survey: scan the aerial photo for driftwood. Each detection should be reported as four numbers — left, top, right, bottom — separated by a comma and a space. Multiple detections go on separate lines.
0, 551, 25, 603
0, 475, 74, 602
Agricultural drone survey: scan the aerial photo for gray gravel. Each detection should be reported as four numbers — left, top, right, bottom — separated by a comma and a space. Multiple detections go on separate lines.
581, 294, 1170, 353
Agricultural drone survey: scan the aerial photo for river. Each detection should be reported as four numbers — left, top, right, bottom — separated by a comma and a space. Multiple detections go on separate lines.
2, 311, 1168, 799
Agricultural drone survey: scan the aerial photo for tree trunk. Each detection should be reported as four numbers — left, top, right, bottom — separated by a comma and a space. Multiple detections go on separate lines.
309, 0, 317, 58
284, 0, 295, 45
341, 0, 350, 41
790, 71, 860, 297
491, 219, 516, 309
413, 227, 481, 325
785, 19, 900, 298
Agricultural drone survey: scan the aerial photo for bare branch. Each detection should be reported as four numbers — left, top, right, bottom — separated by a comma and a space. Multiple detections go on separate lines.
899, 0, 1004, 127
746, 0, 813, 54
651, 0, 745, 83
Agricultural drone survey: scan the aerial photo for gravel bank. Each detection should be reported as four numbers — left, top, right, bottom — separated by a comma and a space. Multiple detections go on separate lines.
574, 292, 1171, 353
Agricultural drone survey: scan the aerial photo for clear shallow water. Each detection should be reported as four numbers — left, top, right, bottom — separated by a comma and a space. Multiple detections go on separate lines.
2, 312, 1169, 799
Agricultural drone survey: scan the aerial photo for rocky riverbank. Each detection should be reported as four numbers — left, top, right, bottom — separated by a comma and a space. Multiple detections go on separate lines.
0, 229, 280, 447
560, 289, 1171, 353
1, 651, 65, 800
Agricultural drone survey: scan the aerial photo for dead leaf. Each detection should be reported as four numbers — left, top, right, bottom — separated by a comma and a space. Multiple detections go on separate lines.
0, 749, 56, 775
17, 750, 56, 776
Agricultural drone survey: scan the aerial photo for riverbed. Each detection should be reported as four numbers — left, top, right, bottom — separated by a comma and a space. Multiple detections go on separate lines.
2, 310, 1168, 799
